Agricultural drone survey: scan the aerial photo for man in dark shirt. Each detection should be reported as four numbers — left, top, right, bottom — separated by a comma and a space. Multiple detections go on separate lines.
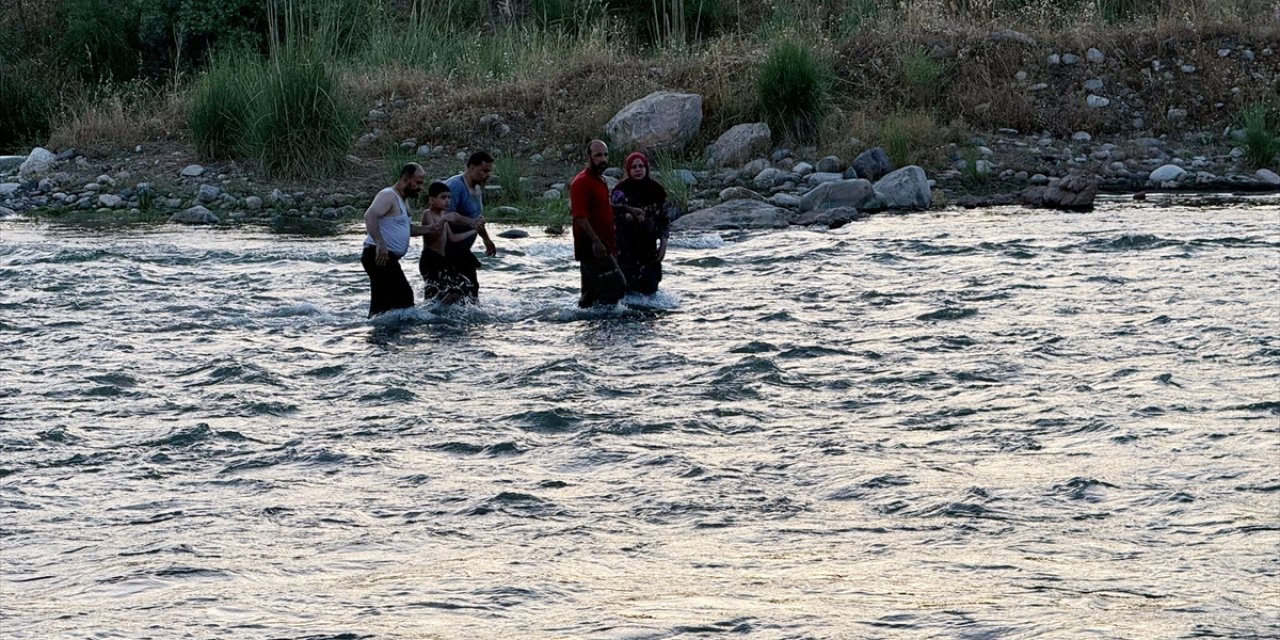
570, 140, 625, 308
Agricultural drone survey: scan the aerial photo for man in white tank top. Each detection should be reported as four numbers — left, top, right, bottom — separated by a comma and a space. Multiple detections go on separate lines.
360, 163, 436, 317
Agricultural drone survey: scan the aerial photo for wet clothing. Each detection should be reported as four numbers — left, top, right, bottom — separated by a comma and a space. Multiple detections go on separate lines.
444, 173, 485, 300
361, 246, 414, 317
611, 168, 669, 295
570, 168, 616, 261
362, 188, 415, 317
578, 255, 625, 308
418, 244, 478, 304
363, 188, 411, 256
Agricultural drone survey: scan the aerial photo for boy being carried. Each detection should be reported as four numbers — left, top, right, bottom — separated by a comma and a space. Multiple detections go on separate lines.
418, 181, 480, 305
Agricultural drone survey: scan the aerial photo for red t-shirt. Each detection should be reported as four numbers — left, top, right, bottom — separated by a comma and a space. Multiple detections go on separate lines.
570, 168, 616, 260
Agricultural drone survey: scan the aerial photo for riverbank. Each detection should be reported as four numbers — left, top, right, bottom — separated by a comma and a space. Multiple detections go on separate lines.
3, 4, 1278, 227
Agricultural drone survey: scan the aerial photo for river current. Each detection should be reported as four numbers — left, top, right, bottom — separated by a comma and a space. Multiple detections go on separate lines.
2, 198, 1278, 639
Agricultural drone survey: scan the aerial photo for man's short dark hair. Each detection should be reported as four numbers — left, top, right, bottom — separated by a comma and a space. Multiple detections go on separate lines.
400, 162, 424, 181
466, 151, 494, 167
427, 181, 450, 198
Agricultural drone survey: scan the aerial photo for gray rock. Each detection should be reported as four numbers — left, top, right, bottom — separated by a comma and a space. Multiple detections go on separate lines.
416, 145, 432, 158
799, 178, 880, 212
1015, 70, 1028, 83
542, 189, 561, 200
708, 122, 772, 168
1086, 47, 1105, 63
97, 194, 123, 208
1072, 131, 1093, 142
793, 206, 864, 228
1029, 82, 1048, 91
1256, 169, 1280, 186
767, 193, 802, 208
1087, 95, 1111, 108
497, 229, 529, 239
719, 186, 765, 202
605, 91, 703, 153
873, 166, 932, 210
1083, 78, 1104, 92
664, 169, 697, 186
0, 182, 19, 197
368, 109, 387, 121
245, 196, 263, 210
753, 167, 785, 189
1166, 107, 1188, 123
0, 206, 15, 217
19, 147, 56, 178
742, 158, 769, 177
815, 155, 844, 174
1180, 64, 1196, 73
1047, 53, 1061, 65
669, 199, 790, 231
84, 183, 101, 192
990, 29, 1035, 47
1148, 164, 1187, 183
805, 172, 843, 187
852, 147, 894, 181
604, 167, 624, 179
38, 178, 55, 192
1019, 173, 1097, 210
96, 174, 114, 186
170, 205, 219, 225
1062, 53, 1081, 65
792, 162, 814, 176
180, 164, 205, 178
198, 184, 221, 203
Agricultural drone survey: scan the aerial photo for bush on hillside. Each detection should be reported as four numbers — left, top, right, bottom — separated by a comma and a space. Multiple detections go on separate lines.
58, 0, 140, 81
0, 65, 52, 152
1241, 104, 1280, 169
188, 51, 261, 160
756, 40, 832, 144
249, 51, 357, 177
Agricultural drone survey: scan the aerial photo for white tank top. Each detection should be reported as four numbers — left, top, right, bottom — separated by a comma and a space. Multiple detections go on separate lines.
364, 188, 411, 256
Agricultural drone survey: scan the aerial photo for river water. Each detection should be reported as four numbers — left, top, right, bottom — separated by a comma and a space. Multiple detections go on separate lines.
2, 198, 1278, 639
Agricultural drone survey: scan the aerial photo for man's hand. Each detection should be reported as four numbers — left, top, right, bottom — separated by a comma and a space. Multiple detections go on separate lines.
592, 238, 606, 258
483, 236, 497, 257
375, 244, 389, 266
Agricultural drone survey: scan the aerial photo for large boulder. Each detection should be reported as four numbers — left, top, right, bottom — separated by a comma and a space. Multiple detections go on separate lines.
1019, 173, 1098, 211
1256, 168, 1280, 186
0, 156, 25, 173
719, 186, 765, 202
1148, 164, 1187, 184
708, 122, 772, 168
873, 166, 932, 210
799, 178, 881, 212
604, 91, 703, 153
669, 199, 790, 231
19, 147, 56, 178
852, 147, 893, 181
170, 205, 219, 225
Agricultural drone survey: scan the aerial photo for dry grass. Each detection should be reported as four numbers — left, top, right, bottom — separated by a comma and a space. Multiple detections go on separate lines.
48, 86, 185, 155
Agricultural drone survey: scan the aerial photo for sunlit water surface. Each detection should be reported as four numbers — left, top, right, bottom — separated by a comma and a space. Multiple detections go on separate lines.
2, 199, 1278, 639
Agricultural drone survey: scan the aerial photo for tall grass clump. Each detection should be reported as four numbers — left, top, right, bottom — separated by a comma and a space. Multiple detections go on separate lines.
901, 47, 945, 105
756, 40, 832, 144
250, 49, 357, 177
870, 110, 948, 168
493, 154, 530, 205
1241, 104, 1280, 169
188, 51, 261, 160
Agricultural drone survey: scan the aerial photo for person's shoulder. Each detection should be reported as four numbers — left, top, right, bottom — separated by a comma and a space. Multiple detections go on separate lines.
445, 174, 464, 188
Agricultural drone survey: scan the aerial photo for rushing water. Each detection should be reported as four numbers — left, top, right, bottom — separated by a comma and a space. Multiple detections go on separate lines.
2, 198, 1278, 639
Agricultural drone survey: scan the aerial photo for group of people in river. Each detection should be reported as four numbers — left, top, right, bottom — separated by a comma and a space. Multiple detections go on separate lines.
360, 140, 670, 317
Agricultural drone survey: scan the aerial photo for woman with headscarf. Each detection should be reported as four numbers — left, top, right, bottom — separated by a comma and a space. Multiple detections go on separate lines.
610, 151, 669, 295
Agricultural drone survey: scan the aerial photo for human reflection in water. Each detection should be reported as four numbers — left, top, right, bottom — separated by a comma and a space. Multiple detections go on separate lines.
610, 151, 669, 295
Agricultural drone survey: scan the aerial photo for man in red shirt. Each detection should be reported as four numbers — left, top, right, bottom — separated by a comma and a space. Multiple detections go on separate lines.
571, 139, 625, 308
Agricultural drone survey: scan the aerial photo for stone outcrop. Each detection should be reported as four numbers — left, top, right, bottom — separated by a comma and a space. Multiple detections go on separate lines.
669, 199, 790, 231
873, 166, 932, 210
852, 147, 894, 181
1019, 173, 1098, 211
798, 179, 882, 212
708, 123, 772, 168
170, 205, 219, 225
604, 91, 703, 153
19, 147, 56, 179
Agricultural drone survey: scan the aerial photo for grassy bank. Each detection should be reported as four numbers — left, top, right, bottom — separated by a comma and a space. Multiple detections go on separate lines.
3, 0, 1278, 181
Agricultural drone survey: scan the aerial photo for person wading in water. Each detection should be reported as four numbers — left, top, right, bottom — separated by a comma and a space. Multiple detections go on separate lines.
360, 163, 437, 317
570, 140, 625, 308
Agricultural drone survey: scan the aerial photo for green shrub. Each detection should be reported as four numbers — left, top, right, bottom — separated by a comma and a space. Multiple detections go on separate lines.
249, 50, 357, 177
756, 40, 832, 144
58, 0, 139, 81
188, 51, 261, 160
901, 47, 945, 103
1241, 104, 1280, 169
493, 155, 530, 204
